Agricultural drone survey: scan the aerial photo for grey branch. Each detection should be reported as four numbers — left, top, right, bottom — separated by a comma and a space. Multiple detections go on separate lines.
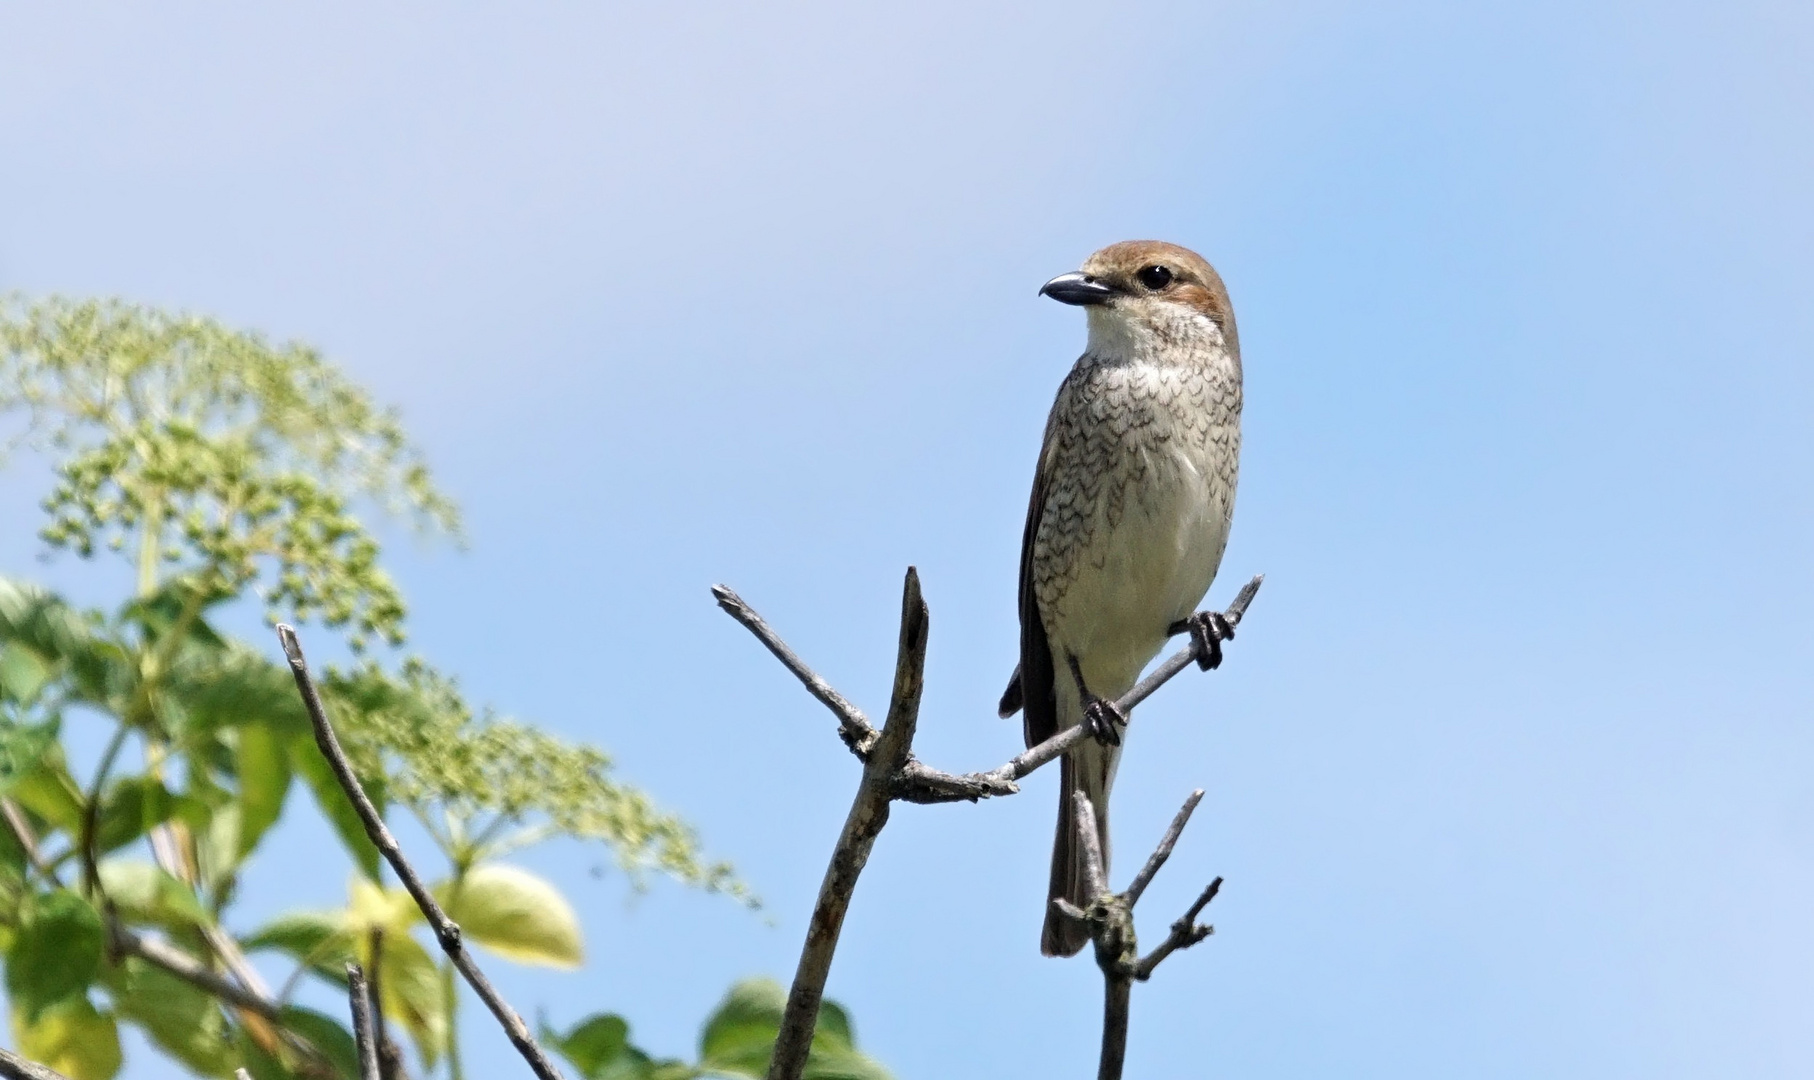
277, 624, 569, 1080
0, 1047, 72, 1080
712, 584, 879, 758
1064, 789, 1223, 1080
113, 926, 281, 1021
1125, 790, 1203, 908
1134, 877, 1222, 981
369, 927, 401, 1080
348, 963, 382, 1080
717, 569, 1256, 1080
0, 797, 64, 888
719, 574, 1262, 803
765, 568, 930, 1080
110, 923, 347, 1071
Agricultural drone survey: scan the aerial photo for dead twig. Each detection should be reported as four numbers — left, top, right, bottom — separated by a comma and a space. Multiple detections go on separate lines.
0, 1047, 73, 1080
277, 624, 568, 1080
348, 963, 381, 1080
716, 575, 1262, 804
1063, 790, 1222, 1080
717, 570, 1257, 1080
765, 568, 930, 1080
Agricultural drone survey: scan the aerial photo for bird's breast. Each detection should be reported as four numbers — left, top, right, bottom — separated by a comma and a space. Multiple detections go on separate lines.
1033, 353, 1240, 700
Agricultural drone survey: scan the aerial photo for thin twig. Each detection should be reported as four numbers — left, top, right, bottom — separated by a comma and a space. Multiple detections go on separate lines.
369, 927, 399, 1080
113, 926, 281, 1021
975, 575, 1265, 791
719, 576, 1262, 804
0, 1047, 72, 1080
111, 925, 339, 1070
1134, 878, 1221, 981
348, 963, 381, 1080
766, 568, 929, 1080
718, 571, 1255, 1080
1125, 790, 1203, 908
1065, 789, 1224, 1080
277, 624, 568, 1080
712, 585, 879, 757
1070, 794, 1135, 1080
1, 797, 64, 888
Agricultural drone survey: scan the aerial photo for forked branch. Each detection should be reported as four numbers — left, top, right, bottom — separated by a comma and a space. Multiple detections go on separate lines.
718, 569, 1257, 1080
1063, 790, 1222, 1080
278, 624, 569, 1080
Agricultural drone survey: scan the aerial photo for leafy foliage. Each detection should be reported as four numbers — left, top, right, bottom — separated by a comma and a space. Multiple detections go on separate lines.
0, 298, 810, 1080
542, 979, 893, 1080
1, 295, 458, 649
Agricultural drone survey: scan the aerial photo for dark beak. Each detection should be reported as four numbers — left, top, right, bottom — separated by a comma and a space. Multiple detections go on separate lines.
1039, 272, 1115, 306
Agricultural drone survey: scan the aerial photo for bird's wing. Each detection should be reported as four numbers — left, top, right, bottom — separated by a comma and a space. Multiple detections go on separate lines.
1011, 436, 1059, 750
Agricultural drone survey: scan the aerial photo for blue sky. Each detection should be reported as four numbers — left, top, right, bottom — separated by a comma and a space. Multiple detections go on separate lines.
3, 2, 1812, 1077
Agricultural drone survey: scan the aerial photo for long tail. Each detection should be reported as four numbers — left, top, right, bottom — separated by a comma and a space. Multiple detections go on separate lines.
1042, 751, 1114, 957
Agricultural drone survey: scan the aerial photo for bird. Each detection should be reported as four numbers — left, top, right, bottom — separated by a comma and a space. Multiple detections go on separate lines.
998, 240, 1242, 957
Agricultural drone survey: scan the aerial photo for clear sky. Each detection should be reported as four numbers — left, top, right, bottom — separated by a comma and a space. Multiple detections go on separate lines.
3, 2, 1812, 1077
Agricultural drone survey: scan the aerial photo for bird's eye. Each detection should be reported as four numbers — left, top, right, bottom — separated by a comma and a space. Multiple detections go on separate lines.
1137, 265, 1173, 290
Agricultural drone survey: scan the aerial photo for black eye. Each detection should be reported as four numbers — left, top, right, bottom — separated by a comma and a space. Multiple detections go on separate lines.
1137, 265, 1173, 290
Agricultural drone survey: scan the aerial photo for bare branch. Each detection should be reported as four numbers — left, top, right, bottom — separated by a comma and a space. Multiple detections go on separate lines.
766, 568, 929, 1080
1070, 790, 1225, 1080
716, 574, 1264, 803
277, 624, 568, 1080
348, 963, 381, 1080
1, 797, 64, 888
0, 1047, 73, 1080
715, 570, 1257, 1080
369, 927, 401, 1080
113, 926, 281, 1022
713, 584, 879, 758
1134, 878, 1222, 981
1125, 790, 1203, 909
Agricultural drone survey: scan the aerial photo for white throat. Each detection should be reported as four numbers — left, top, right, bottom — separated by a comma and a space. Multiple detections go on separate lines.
1083, 302, 1226, 362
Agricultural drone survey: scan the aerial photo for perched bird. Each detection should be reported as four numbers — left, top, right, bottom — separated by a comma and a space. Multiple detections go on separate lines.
999, 240, 1242, 956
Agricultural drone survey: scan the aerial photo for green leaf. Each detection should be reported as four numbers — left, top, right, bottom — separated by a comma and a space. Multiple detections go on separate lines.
277, 1005, 361, 1080
0, 716, 58, 796
97, 859, 209, 930
544, 1012, 688, 1080
436, 862, 583, 969
94, 775, 183, 854
290, 730, 383, 879
0, 642, 51, 703
5, 889, 105, 1021
546, 1013, 629, 1075
242, 908, 354, 983
106, 957, 234, 1075
696, 978, 892, 1080
10, 996, 123, 1080
235, 721, 293, 859
8, 743, 84, 832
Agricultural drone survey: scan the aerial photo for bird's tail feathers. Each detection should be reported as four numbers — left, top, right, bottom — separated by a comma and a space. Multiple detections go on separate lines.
1042, 752, 1112, 957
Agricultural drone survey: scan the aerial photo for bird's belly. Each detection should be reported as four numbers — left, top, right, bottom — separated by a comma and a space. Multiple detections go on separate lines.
1043, 445, 1230, 702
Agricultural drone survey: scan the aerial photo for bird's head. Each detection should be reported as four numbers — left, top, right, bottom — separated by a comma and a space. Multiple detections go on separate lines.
1040, 240, 1237, 359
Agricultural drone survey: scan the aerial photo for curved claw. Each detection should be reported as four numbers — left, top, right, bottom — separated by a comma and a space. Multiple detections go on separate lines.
1084, 697, 1128, 746
1185, 611, 1234, 671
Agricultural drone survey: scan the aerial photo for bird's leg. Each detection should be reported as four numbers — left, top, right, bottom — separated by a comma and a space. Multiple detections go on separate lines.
1168, 610, 1235, 671
1067, 653, 1127, 747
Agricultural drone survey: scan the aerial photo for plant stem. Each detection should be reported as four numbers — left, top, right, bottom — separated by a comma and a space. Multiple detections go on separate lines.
444, 957, 463, 1080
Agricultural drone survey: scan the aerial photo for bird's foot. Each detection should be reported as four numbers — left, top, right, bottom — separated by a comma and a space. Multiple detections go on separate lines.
1171, 610, 1235, 671
1066, 652, 1128, 746
1083, 695, 1128, 747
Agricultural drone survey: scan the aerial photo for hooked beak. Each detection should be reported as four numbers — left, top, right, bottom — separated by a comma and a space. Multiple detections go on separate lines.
1039, 272, 1115, 306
